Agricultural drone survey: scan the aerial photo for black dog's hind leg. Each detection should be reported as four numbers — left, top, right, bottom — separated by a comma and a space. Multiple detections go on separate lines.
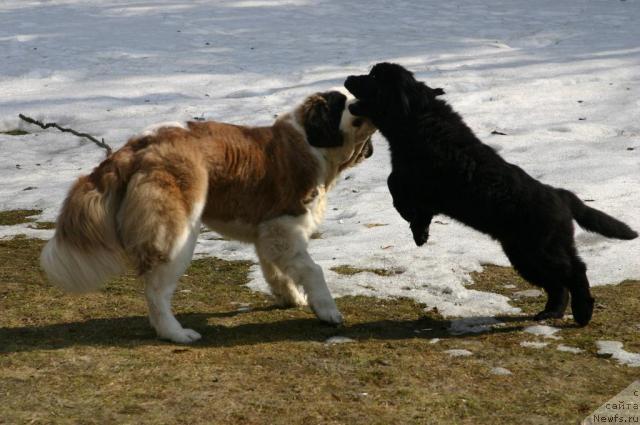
566, 254, 594, 327
502, 242, 574, 322
534, 286, 569, 320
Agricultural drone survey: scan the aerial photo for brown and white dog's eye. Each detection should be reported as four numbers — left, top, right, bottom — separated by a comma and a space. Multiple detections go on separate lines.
352, 118, 363, 127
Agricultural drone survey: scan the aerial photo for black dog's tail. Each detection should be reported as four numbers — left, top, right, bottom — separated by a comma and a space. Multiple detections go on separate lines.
557, 189, 638, 240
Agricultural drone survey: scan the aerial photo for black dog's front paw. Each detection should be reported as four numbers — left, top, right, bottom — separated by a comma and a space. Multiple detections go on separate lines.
410, 222, 429, 246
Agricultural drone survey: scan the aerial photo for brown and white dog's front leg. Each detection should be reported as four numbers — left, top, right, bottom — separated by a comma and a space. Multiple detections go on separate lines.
256, 215, 343, 325
256, 253, 308, 308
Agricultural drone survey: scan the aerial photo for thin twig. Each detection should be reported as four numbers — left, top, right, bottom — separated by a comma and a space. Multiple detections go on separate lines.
18, 114, 113, 156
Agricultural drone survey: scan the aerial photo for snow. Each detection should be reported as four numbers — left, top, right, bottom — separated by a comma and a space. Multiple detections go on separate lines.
490, 367, 512, 376
556, 344, 584, 354
325, 336, 355, 345
449, 317, 501, 335
512, 289, 543, 298
445, 349, 473, 357
523, 325, 561, 339
1, 0, 639, 319
520, 341, 549, 349
596, 341, 640, 367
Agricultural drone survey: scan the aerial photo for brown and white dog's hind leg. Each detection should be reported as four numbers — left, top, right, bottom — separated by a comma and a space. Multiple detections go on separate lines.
257, 254, 307, 307
256, 215, 342, 325
119, 158, 208, 343
142, 220, 202, 344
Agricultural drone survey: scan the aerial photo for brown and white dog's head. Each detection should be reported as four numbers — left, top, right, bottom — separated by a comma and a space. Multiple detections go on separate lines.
289, 91, 377, 175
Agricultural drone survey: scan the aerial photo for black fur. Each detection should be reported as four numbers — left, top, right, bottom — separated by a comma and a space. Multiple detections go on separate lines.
345, 62, 637, 326
304, 91, 347, 148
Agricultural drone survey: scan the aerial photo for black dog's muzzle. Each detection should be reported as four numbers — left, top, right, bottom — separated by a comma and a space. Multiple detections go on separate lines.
344, 75, 372, 99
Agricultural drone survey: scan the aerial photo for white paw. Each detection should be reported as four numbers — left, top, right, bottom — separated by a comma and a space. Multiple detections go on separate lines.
310, 298, 343, 325
159, 327, 202, 344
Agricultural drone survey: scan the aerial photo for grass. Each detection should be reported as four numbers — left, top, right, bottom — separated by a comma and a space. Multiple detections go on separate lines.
332, 265, 404, 277
27, 221, 56, 230
1, 233, 639, 424
0, 209, 42, 226
0, 209, 53, 229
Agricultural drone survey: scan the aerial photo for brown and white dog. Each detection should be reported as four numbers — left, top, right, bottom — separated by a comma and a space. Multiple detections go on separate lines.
40, 91, 376, 343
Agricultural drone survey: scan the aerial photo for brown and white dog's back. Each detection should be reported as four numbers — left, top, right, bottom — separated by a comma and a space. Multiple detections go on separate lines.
41, 91, 376, 343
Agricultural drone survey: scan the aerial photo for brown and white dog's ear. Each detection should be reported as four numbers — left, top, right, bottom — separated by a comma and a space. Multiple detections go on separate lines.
302, 91, 346, 148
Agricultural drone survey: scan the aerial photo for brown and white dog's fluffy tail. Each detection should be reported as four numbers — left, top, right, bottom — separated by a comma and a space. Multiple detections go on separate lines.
40, 171, 127, 293
41, 126, 210, 295
40, 159, 126, 293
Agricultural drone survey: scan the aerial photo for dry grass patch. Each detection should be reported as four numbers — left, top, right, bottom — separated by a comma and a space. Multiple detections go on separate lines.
331, 265, 404, 277
0, 129, 29, 136
1, 237, 639, 424
27, 221, 56, 230
0, 209, 42, 226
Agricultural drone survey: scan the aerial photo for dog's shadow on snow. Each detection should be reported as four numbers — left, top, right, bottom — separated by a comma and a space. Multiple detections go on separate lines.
0, 308, 579, 353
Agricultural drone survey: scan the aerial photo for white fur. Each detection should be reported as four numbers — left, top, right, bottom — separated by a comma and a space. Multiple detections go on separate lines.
40, 237, 125, 293
256, 212, 342, 323
138, 121, 187, 137
340, 98, 358, 132
284, 113, 305, 136
144, 202, 204, 343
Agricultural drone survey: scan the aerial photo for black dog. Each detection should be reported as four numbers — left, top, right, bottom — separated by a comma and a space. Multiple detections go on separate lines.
345, 62, 637, 326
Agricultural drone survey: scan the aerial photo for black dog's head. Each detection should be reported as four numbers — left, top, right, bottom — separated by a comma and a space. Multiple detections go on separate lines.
344, 62, 444, 126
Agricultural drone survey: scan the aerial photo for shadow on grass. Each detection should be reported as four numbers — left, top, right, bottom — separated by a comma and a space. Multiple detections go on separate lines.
0, 308, 568, 353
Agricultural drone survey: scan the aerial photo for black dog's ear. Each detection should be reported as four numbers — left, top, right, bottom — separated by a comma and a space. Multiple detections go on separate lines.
393, 69, 417, 116
303, 91, 346, 148
411, 83, 446, 110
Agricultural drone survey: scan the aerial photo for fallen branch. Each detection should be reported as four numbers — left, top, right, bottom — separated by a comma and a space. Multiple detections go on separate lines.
18, 114, 113, 156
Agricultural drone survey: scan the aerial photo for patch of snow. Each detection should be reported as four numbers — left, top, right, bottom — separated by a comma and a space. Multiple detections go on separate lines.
520, 341, 549, 349
429, 338, 441, 344
557, 344, 584, 354
325, 336, 355, 345
524, 325, 561, 339
445, 349, 473, 357
513, 289, 543, 298
490, 367, 512, 376
596, 341, 640, 367
449, 317, 501, 335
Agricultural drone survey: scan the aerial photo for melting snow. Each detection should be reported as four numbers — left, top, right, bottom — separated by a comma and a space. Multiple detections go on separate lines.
556, 344, 584, 354
0, 0, 638, 319
490, 367, 512, 376
596, 341, 640, 367
512, 289, 543, 298
445, 349, 473, 357
449, 317, 501, 335
325, 336, 355, 345
524, 325, 561, 339
520, 341, 549, 349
